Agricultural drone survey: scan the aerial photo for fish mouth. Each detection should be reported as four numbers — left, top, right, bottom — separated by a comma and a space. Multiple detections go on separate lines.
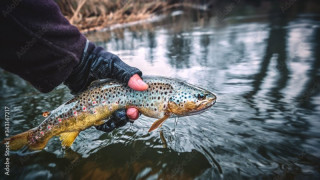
186, 97, 216, 116
197, 101, 215, 112
200, 96, 216, 108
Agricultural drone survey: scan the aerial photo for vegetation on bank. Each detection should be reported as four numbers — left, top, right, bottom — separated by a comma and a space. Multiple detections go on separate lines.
56, 0, 196, 32
56, 0, 318, 33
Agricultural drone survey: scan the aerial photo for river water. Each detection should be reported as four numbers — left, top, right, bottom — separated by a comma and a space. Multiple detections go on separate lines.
1, 2, 320, 179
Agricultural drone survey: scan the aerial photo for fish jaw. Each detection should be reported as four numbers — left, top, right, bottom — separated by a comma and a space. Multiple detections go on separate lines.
194, 93, 216, 111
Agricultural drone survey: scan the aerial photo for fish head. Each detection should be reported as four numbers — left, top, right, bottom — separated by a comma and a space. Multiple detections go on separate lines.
167, 84, 216, 116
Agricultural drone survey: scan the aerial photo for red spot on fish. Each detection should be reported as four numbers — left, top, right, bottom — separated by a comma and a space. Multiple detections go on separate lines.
58, 118, 62, 122
35, 136, 39, 139
82, 106, 87, 111
40, 131, 44, 135
73, 111, 77, 116
47, 125, 51, 130
92, 101, 97, 105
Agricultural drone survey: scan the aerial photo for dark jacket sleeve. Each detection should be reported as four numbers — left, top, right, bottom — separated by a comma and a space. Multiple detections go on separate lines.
0, 0, 88, 93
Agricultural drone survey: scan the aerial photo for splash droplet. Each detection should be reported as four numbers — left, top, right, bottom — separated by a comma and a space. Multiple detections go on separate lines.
172, 117, 179, 136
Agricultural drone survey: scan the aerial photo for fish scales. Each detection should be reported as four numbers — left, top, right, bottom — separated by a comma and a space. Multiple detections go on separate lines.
4, 76, 216, 151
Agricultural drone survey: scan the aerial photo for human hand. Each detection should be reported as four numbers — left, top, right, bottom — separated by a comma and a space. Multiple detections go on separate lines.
126, 74, 148, 120
95, 74, 148, 132
64, 40, 146, 95
63, 41, 149, 132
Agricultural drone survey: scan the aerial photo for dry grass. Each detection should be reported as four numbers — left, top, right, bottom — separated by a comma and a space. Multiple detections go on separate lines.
56, 0, 173, 32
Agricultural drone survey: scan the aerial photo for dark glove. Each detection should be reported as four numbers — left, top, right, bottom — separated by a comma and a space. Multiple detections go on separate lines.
64, 40, 142, 94
95, 109, 132, 133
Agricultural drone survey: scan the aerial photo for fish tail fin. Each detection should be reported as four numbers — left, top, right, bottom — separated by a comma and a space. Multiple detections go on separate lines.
2, 129, 33, 151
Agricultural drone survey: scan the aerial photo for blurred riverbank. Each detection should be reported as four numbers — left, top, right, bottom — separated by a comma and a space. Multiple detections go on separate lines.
56, 0, 208, 32
57, 0, 320, 33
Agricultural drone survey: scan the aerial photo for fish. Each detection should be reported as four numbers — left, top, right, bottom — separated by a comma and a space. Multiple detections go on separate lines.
4, 76, 216, 151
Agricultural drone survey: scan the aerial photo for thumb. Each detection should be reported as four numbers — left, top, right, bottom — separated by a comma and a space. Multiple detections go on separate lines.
128, 74, 148, 91
126, 108, 140, 120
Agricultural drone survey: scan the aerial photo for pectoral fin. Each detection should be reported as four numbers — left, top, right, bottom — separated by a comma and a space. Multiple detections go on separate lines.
59, 131, 80, 147
148, 115, 170, 132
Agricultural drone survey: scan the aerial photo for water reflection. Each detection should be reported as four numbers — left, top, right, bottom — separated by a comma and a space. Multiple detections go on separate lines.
245, 15, 289, 99
69, 143, 210, 179
167, 33, 192, 69
296, 27, 320, 109
147, 31, 156, 64
200, 34, 210, 66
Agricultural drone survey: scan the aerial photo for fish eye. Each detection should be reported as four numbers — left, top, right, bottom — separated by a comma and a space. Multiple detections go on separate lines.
197, 93, 206, 100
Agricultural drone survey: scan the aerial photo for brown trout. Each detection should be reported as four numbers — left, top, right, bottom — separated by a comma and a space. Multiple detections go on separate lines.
4, 76, 216, 151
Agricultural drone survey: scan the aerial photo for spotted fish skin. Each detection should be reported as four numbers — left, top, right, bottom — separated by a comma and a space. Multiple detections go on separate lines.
5, 76, 216, 151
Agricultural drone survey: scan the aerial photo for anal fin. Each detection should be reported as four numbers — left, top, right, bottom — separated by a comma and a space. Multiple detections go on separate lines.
148, 115, 170, 132
59, 131, 80, 147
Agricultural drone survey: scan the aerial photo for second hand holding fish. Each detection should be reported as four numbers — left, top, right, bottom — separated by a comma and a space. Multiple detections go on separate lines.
95, 74, 148, 132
